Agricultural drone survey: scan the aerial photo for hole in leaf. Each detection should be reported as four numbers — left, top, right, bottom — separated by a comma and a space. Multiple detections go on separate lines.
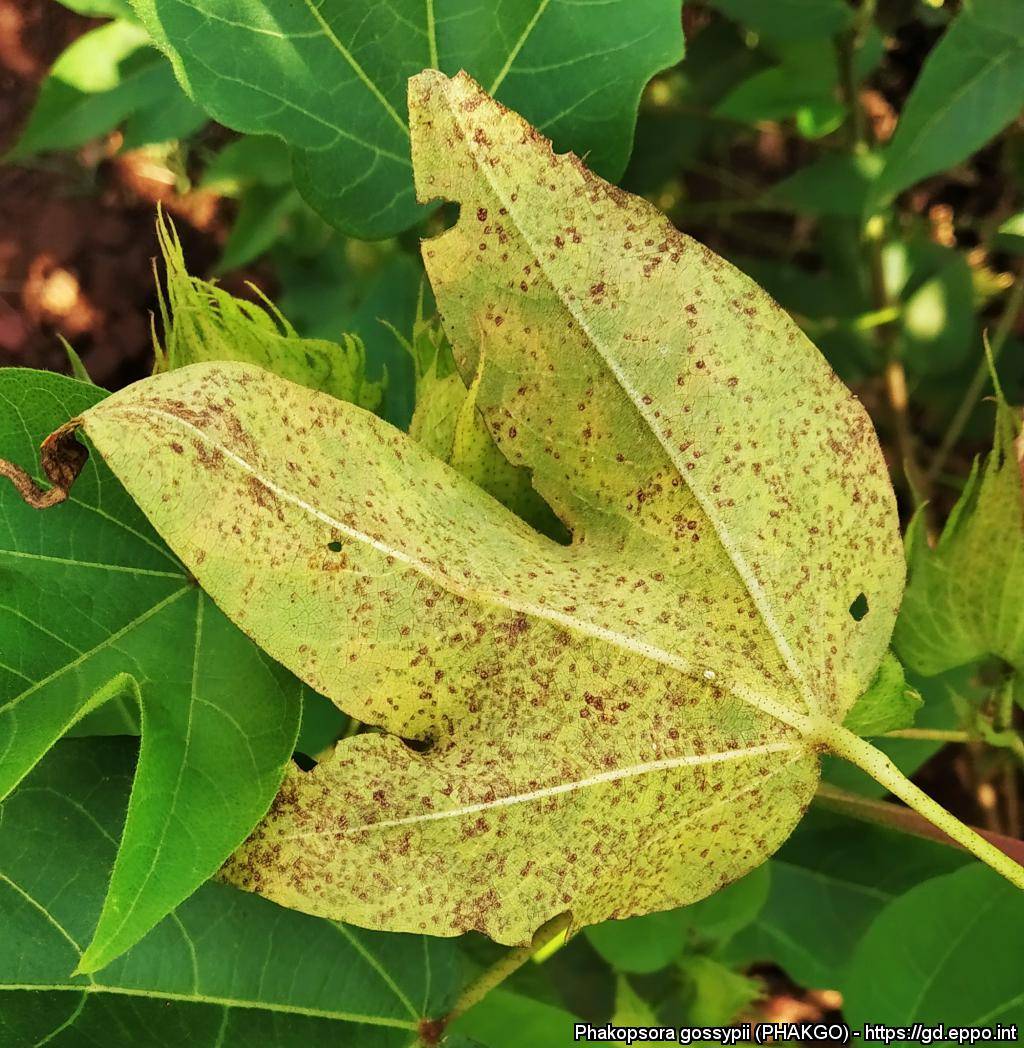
532, 503, 573, 546
849, 592, 869, 622
326, 540, 343, 553
423, 200, 461, 238
400, 734, 435, 755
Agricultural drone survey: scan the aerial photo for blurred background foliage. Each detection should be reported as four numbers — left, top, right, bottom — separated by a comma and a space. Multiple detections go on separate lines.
2, 0, 1024, 1042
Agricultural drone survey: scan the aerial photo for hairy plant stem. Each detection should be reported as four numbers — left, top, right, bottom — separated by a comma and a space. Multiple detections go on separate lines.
823, 724, 1024, 889
440, 912, 571, 1033
927, 272, 1024, 486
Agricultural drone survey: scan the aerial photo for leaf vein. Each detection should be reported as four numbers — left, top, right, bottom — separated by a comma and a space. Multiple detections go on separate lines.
332, 923, 420, 1020
103, 404, 810, 733
279, 742, 803, 841
446, 95, 822, 720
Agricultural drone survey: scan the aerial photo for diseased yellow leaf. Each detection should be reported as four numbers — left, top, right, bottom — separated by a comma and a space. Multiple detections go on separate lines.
410, 70, 904, 721
36, 74, 1024, 946
72, 359, 824, 941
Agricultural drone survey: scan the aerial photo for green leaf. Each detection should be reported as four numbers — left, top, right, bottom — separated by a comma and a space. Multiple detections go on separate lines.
129, 0, 685, 237
120, 87, 207, 150
894, 391, 1024, 675
676, 955, 759, 1026
216, 186, 304, 273
703, 0, 853, 42
201, 136, 293, 195
623, 21, 763, 195
767, 152, 883, 219
548, 872, 771, 1023
154, 214, 383, 411
406, 313, 566, 536
873, 0, 1024, 203
295, 690, 351, 758
585, 910, 692, 974
0, 368, 303, 973
612, 975, 658, 1026
793, 100, 844, 141
841, 652, 921, 737
895, 241, 975, 377
36, 73, 908, 945
996, 211, 1024, 255
276, 246, 423, 428
684, 864, 770, 944
7, 21, 194, 160
0, 738, 463, 1044
843, 865, 1024, 1027
726, 817, 967, 989
59, 336, 95, 385
55, 0, 135, 16
455, 990, 577, 1048
200, 138, 299, 270
715, 41, 838, 125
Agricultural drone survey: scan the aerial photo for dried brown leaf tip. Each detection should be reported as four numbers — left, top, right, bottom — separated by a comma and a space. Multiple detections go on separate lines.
0, 419, 87, 509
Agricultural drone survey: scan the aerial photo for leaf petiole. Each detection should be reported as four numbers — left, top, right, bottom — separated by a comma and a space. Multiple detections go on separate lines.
823, 723, 1024, 891
440, 912, 571, 1036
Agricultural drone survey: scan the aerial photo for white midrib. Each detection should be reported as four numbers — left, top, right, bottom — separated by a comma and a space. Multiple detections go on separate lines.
277, 741, 802, 842
442, 90, 822, 722
101, 406, 812, 737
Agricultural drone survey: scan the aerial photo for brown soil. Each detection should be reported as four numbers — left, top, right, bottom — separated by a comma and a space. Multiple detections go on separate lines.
0, 0, 238, 388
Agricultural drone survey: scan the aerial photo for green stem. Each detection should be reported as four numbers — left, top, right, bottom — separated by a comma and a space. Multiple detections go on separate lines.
851, 304, 903, 331
836, 1, 875, 151
986, 727, 1024, 766
882, 728, 970, 743
442, 913, 571, 1030
824, 724, 1024, 890
883, 724, 1024, 765
837, 2, 925, 501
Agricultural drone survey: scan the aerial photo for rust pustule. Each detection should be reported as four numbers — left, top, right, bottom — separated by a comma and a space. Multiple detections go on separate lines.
0, 418, 88, 509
